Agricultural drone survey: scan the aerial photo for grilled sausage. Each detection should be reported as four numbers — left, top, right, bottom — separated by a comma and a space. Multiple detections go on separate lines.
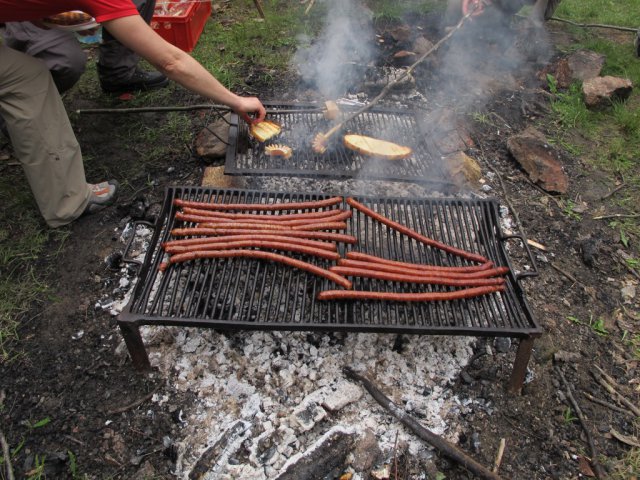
174, 196, 343, 211
180, 207, 348, 221
328, 266, 505, 287
346, 198, 489, 264
337, 259, 508, 279
177, 210, 352, 226
317, 285, 504, 301
293, 222, 347, 231
163, 235, 337, 252
168, 228, 358, 244
345, 251, 494, 272
164, 249, 352, 289
165, 239, 341, 260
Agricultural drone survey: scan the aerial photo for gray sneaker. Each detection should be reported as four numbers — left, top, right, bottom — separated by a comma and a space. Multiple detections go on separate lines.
83, 180, 119, 216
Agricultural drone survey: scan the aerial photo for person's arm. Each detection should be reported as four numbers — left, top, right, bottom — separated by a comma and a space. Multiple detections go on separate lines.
102, 15, 266, 123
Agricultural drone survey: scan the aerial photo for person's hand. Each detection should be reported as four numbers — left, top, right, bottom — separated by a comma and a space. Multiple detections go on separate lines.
234, 97, 266, 124
462, 0, 490, 16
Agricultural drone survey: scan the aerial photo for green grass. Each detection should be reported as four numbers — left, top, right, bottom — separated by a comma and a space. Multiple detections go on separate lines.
555, 0, 640, 26
365, 0, 442, 22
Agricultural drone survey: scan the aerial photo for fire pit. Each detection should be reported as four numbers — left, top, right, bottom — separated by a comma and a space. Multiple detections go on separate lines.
224, 102, 455, 188
118, 186, 541, 392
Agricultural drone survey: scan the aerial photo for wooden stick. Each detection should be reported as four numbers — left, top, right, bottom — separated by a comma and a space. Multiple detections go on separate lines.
252, 0, 265, 18
583, 392, 638, 418
555, 367, 606, 480
492, 438, 506, 474
343, 367, 503, 480
0, 430, 15, 480
549, 16, 638, 33
105, 391, 155, 415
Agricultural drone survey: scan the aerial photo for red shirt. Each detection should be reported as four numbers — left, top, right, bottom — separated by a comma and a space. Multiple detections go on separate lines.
0, 0, 139, 24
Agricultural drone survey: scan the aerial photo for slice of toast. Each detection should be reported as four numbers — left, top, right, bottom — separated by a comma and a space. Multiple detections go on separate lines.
250, 120, 281, 143
343, 134, 412, 160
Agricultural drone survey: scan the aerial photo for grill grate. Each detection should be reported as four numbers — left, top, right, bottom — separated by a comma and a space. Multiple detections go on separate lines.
223, 102, 454, 187
120, 187, 540, 338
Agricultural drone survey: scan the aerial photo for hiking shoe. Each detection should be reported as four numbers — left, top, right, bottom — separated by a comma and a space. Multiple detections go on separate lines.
100, 68, 169, 94
83, 180, 119, 216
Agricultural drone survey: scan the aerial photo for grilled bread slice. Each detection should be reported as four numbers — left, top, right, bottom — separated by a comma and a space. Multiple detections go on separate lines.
250, 120, 281, 143
343, 134, 412, 160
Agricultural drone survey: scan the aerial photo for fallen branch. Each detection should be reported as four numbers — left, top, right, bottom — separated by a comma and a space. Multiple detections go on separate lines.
343, 367, 503, 480
583, 392, 638, 418
555, 366, 606, 480
593, 213, 640, 220
549, 16, 638, 33
313, 8, 475, 150
0, 430, 15, 480
252, 0, 265, 18
593, 365, 640, 417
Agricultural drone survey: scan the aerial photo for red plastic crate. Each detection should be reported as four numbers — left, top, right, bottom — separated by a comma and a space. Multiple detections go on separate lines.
151, 1, 211, 52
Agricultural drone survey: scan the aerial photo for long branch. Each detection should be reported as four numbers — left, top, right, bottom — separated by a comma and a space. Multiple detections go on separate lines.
344, 367, 503, 480
549, 16, 638, 33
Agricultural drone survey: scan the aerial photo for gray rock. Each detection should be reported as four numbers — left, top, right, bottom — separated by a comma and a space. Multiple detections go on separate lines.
583, 76, 633, 110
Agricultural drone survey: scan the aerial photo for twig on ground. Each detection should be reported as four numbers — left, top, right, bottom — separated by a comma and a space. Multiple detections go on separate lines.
593, 365, 640, 417
613, 254, 640, 282
304, 0, 315, 15
64, 435, 86, 446
583, 392, 637, 417
550, 262, 579, 286
593, 213, 640, 220
492, 438, 506, 474
252, 0, 265, 18
549, 16, 638, 33
0, 430, 15, 480
105, 391, 156, 416
344, 367, 503, 480
600, 182, 627, 201
555, 367, 606, 480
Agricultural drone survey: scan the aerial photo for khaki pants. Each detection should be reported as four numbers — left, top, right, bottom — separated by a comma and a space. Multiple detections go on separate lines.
0, 45, 90, 227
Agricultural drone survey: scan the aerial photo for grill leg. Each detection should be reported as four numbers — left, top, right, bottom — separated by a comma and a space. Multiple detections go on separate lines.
118, 322, 151, 372
507, 337, 534, 395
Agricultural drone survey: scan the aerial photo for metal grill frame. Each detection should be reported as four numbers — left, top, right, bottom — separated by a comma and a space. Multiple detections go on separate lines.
223, 101, 455, 188
118, 187, 542, 391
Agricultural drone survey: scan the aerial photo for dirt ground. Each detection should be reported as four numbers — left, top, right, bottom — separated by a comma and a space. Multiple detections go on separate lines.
1, 5, 639, 480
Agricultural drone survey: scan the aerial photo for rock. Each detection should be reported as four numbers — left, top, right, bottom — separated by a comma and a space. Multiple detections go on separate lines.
621, 282, 636, 304
388, 24, 412, 43
567, 50, 606, 82
578, 237, 600, 267
444, 151, 482, 189
194, 113, 231, 159
494, 337, 511, 353
412, 36, 434, 56
321, 381, 363, 412
583, 76, 633, 110
553, 351, 581, 363
506, 127, 569, 194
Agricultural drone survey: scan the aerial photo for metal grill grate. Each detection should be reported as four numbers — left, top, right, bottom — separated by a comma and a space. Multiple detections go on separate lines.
120, 187, 541, 338
223, 102, 453, 187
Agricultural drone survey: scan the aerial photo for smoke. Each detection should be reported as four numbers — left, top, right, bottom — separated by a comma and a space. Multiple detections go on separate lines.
433, 2, 553, 114
292, 0, 376, 99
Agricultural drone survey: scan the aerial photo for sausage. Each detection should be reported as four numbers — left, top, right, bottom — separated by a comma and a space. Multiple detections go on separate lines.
337, 259, 508, 279
180, 207, 348, 221
177, 210, 352, 226
174, 196, 343, 211
168, 240, 340, 260
317, 285, 504, 301
328, 266, 505, 287
162, 234, 337, 251
345, 251, 494, 272
164, 249, 352, 289
197, 222, 291, 230
293, 222, 348, 231
346, 198, 489, 264
169, 227, 358, 243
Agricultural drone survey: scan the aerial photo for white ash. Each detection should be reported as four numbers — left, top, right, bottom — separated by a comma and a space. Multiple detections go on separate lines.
139, 326, 475, 478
